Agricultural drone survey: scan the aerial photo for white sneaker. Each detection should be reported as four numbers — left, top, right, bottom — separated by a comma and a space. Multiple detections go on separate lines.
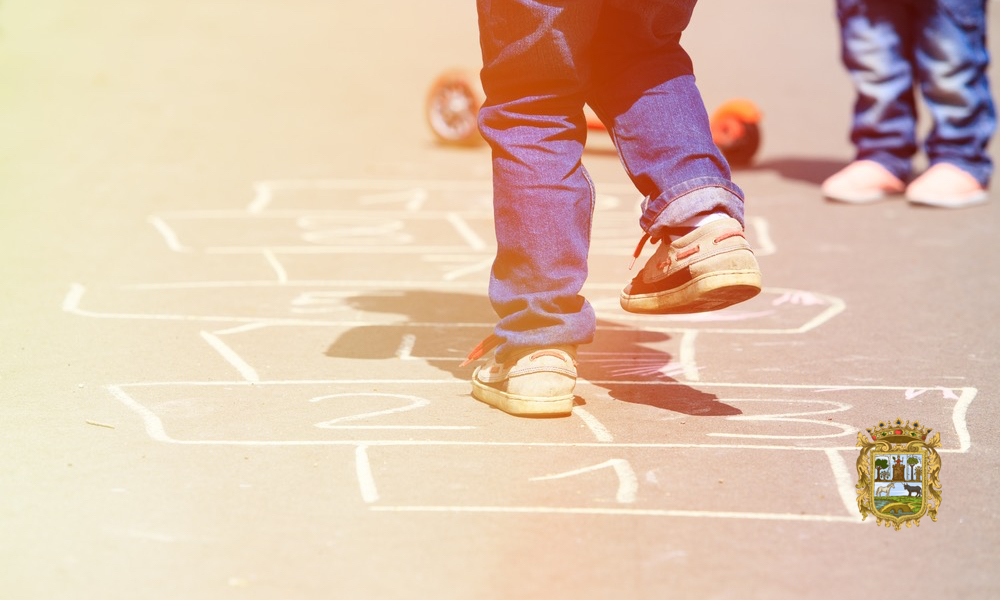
821, 160, 906, 204
905, 163, 988, 208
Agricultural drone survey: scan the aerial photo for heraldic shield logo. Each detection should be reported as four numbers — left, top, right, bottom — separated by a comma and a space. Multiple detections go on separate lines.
856, 419, 942, 530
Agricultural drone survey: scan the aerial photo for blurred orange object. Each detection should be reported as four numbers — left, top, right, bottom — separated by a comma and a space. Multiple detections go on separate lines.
425, 69, 484, 146
709, 98, 762, 167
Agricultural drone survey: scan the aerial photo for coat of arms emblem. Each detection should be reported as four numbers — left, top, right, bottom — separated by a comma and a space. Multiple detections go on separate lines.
856, 419, 942, 530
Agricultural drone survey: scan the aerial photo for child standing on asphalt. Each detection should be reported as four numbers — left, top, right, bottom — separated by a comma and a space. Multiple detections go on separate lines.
822, 0, 995, 207
462, 0, 762, 417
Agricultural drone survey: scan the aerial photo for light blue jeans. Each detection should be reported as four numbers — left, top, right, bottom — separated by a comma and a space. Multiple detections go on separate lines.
836, 0, 995, 185
477, 0, 744, 361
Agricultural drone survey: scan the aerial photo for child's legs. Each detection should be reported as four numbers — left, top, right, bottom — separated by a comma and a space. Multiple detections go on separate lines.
477, 0, 601, 360
587, 0, 744, 236
914, 0, 995, 185
836, 0, 918, 181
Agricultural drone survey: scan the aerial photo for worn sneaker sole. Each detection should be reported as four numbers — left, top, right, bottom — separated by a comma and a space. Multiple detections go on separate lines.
620, 269, 762, 314
471, 376, 574, 416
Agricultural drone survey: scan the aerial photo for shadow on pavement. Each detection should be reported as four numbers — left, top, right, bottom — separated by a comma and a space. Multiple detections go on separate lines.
326, 290, 740, 417
738, 156, 845, 185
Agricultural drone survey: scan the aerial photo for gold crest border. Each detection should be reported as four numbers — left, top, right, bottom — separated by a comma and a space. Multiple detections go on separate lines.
856, 431, 942, 530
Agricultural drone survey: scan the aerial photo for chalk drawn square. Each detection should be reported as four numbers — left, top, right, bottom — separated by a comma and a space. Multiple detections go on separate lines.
147, 212, 493, 254
365, 445, 857, 523
109, 381, 606, 445
571, 381, 974, 452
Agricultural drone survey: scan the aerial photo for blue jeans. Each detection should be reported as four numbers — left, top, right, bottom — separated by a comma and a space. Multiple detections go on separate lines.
477, 0, 744, 360
836, 0, 996, 185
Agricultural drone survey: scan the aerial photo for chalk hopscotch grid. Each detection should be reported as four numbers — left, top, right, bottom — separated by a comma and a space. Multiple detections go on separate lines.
105, 380, 975, 524
75, 178, 973, 524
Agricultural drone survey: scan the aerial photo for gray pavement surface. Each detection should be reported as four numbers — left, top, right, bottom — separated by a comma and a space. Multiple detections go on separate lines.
2, 1, 999, 599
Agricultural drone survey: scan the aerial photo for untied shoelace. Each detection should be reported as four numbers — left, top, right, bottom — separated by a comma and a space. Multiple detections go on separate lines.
460, 333, 503, 367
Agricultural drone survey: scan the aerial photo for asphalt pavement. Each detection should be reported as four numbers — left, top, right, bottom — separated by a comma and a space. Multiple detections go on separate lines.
2, 1, 998, 599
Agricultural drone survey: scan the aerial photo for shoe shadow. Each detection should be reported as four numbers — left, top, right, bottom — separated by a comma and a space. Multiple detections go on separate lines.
325, 289, 740, 417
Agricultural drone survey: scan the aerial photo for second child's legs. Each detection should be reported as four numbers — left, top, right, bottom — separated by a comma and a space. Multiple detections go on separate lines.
913, 0, 995, 186
836, 0, 918, 182
827, 0, 994, 206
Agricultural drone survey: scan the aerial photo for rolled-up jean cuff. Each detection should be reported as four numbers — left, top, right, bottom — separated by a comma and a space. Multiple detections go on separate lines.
640, 177, 745, 233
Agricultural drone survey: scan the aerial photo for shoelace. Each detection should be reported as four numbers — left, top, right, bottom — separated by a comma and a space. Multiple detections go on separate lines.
629, 226, 696, 269
630, 233, 656, 269
460, 333, 503, 367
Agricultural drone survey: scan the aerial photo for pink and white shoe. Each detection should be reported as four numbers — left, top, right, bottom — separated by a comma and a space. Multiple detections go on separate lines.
905, 163, 988, 208
821, 160, 906, 204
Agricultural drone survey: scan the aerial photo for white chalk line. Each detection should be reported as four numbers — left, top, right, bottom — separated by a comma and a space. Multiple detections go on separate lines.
601, 287, 846, 335
255, 178, 494, 196
395, 334, 416, 360
706, 399, 856, 440
355, 445, 379, 504
358, 188, 428, 212
248, 177, 640, 199
573, 407, 614, 442
115, 279, 763, 293
106, 388, 972, 454
62, 283, 86, 312
310, 392, 476, 431
207, 245, 486, 255
147, 216, 190, 253
747, 216, 776, 257
62, 309, 832, 335
109, 378, 978, 393
158, 209, 497, 221
107, 436, 972, 455
441, 257, 493, 281
445, 212, 487, 251
421, 254, 486, 262
316, 426, 478, 430
196, 244, 734, 256
262, 250, 288, 284
199, 331, 260, 382
247, 182, 272, 214
679, 330, 699, 382
369, 505, 863, 523
953, 387, 976, 452
122, 280, 490, 291
63, 284, 843, 335
108, 385, 171, 441
824, 448, 864, 521
530, 459, 638, 504
212, 322, 272, 335
106, 381, 975, 454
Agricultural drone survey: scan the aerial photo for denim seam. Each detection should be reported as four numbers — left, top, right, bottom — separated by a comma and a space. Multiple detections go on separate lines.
641, 178, 744, 232
582, 164, 596, 240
